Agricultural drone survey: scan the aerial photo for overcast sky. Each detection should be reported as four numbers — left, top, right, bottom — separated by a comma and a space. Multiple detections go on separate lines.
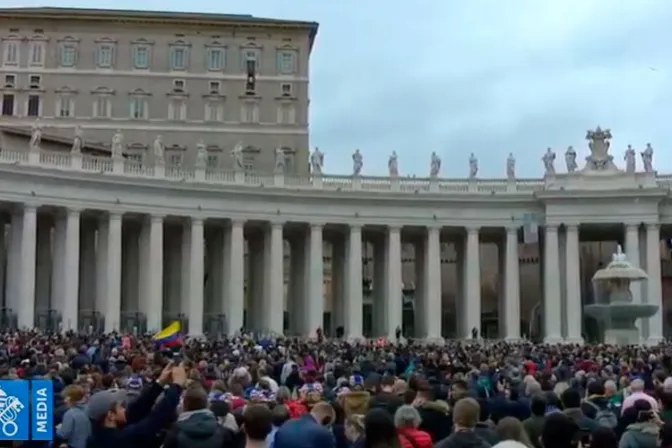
6, 0, 672, 177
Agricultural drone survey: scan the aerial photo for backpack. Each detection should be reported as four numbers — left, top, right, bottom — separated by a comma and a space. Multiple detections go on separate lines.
586, 401, 618, 428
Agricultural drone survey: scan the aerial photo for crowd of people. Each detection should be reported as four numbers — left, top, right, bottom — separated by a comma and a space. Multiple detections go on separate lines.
4, 330, 672, 448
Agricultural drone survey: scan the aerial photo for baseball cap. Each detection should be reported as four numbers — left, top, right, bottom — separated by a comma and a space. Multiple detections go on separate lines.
87, 389, 128, 421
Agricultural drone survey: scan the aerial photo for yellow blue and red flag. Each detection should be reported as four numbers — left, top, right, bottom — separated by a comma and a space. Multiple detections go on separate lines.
153, 321, 182, 348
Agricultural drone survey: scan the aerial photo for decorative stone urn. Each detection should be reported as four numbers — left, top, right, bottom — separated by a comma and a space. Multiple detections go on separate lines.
583, 245, 658, 345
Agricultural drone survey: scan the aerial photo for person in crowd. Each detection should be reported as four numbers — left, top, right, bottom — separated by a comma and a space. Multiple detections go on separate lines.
660, 392, 672, 423
163, 384, 237, 448
343, 415, 365, 448
363, 408, 400, 448
618, 400, 660, 448
370, 375, 404, 416
393, 405, 432, 448
522, 395, 546, 448
591, 427, 618, 448
242, 404, 274, 448
541, 413, 581, 448
581, 381, 618, 429
561, 388, 599, 433
414, 379, 451, 443
659, 421, 672, 448
622, 379, 658, 414
267, 403, 291, 448
87, 362, 186, 448
474, 398, 499, 446
435, 398, 492, 448
495, 417, 532, 448
274, 401, 336, 448
55, 384, 91, 448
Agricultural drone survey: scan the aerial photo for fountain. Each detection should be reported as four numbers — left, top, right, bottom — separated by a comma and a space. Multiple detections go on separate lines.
583, 245, 658, 345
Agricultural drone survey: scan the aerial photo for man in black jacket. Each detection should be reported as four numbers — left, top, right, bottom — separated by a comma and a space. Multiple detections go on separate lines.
163, 385, 237, 448
435, 398, 490, 448
87, 362, 185, 448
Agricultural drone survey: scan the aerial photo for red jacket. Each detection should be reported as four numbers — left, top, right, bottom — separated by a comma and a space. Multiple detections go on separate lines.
398, 428, 433, 448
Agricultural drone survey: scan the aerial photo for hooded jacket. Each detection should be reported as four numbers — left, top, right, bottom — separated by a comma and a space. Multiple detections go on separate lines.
434, 429, 491, 448
619, 422, 659, 448
163, 409, 236, 448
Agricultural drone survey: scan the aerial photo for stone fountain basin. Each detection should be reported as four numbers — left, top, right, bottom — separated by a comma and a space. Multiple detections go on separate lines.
592, 268, 648, 281
584, 303, 658, 321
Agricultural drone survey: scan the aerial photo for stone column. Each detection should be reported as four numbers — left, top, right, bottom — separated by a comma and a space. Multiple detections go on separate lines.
465, 227, 481, 338
543, 225, 563, 343
645, 224, 663, 343
180, 222, 191, 318
625, 223, 642, 338
263, 222, 284, 334
384, 226, 402, 340
414, 237, 426, 336
372, 238, 386, 336
424, 226, 442, 340
304, 224, 324, 337
122, 223, 140, 315
564, 225, 583, 343
104, 212, 123, 332
51, 215, 65, 313
331, 235, 345, 334
223, 220, 245, 335
35, 217, 52, 313
0, 217, 6, 310
504, 226, 521, 341
344, 225, 363, 339
6, 211, 22, 315
163, 225, 181, 315
287, 237, 305, 334
18, 205, 37, 329
62, 208, 80, 331
145, 215, 163, 332
95, 217, 108, 316
79, 221, 97, 313
188, 217, 205, 335
455, 240, 465, 338
247, 239, 265, 331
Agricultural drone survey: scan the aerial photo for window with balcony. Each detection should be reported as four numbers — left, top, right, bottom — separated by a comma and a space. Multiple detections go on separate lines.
27, 95, 41, 117
2, 40, 19, 66
281, 83, 293, 97
241, 49, 260, 73
276, 50, 297, 74
170, 46, 188, 70
97, 43, 115, 68
1, 94, 15, 116
172, 79, 186, 92
60, 44, 77, 67
207, 153, 219, 168
130, 97, 148, 119
29, 41, 45, 67
207, 48, 225, 71
168, 153, 183, 166
57, 95, 74, 117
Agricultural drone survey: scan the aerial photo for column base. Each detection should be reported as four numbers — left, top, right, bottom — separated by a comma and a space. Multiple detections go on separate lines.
421, 337, 444, 345
543, 336, 564, 344
645, 336, 664, 346
564, 337, 585, 345
504, 336, 522, 342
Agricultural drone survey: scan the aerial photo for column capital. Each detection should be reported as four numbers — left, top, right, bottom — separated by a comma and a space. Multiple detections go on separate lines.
427, 224, 442, 233
191, 216, 204, 226
466, 225, 480, 234
565, 224, 579, 233
150, 214, 164, 224
23, 203, 39, 213
348, 223, 362, 232
108, 211, 124, 220
625, 223, 641, 231
387, 225, 402, 232
269, 221, 284, 230
230, 218, 246, 228
505, 225, 519, 233
309, 223, 324, 231
66, 207, 82, 216
646, 223, 660, 232
545, 224, 559, 232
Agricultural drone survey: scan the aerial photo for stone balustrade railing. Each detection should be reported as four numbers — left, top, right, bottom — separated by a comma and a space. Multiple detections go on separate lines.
1, 148, 671, 194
